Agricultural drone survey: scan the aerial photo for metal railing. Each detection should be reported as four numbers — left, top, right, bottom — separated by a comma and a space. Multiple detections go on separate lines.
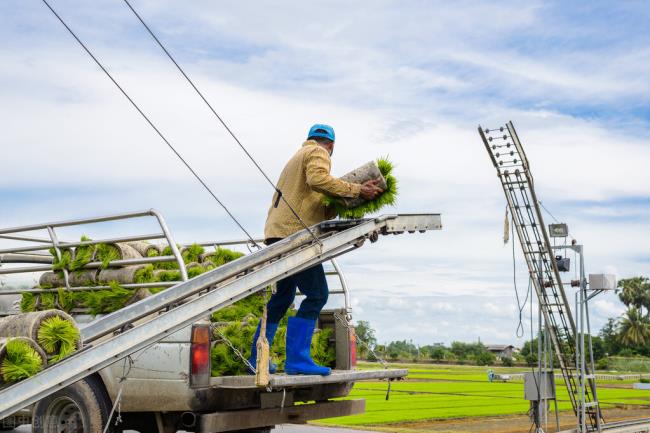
0, 209, 187, 297
0, 216, 353, 317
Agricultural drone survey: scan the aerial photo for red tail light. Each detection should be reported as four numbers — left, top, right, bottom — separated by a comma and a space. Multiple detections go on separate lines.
350, 331, 357, 367
190, 324, 211, 387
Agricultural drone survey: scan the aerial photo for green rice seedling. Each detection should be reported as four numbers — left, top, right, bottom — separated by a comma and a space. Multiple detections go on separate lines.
38, 293, 57, 311
182, 244, 205, 264
80, 281, 135, 316
37, 316, 80, 362
56, 288, 76, 313
311, 327, 336, 367
49, 248, 72, 272
20, 293, 37, 313
146, 248, 160, 257
187, 263, 207, 279
155, 270, 183, 282
70, 235, 95, 272
133, 265, 154, 284
211, 321, 258, 376
204, 248, 244, 267
211, 293, 266, 323
156, 246, 181, 270
1, 339, 44, 383
322, 157, 398, 219
211, 313, 335, 376
95, 243, 121, 269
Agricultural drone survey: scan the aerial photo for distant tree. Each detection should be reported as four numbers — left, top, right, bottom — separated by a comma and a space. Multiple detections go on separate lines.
429, 345, 447, 361
369, 344, 386, 362
618, 348, 637, 357
354, 321, 377, 359
618, 277, 650, 317
590, 335, 607, 361
501, 356, 514, 367
386, 340, 418, 359
476, 351, 496, 366
600, 318, 622, 356
619, 308, 650, 347
451, 341, 488, 361
525, 353, 538, 367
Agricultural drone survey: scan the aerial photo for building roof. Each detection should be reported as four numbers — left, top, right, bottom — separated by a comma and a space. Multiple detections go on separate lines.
486, 344, 515, 351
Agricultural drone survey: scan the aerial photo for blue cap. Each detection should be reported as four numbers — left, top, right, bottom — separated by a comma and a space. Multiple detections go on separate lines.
307, 124, 335, 142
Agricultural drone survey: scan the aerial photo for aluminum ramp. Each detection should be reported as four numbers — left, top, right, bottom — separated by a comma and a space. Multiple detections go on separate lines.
0, 213, 441, 418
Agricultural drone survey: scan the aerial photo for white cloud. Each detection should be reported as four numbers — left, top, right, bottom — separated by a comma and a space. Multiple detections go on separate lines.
1, 0, 649, 346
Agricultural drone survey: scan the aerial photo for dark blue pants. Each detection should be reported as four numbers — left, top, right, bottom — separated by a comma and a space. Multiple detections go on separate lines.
266, 263, 329, 322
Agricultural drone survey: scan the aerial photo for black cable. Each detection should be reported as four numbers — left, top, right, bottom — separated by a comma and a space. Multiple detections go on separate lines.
539, 200, 576, 242
40, 0, 260, 248
511, 214, 528, 338
121, 0, 322, 245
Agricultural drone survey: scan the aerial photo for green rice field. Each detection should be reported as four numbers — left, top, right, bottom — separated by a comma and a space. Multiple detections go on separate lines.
319, 363, 650, 428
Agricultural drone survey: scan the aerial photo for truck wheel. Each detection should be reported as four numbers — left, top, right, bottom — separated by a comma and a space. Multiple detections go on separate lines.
33, 377, 112, 433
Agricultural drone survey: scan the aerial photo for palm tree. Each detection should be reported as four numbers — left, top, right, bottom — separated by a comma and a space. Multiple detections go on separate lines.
618, 307, 650, 347
618, 277, 650, 317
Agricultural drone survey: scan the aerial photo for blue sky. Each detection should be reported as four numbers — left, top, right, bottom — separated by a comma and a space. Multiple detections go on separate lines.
1, 0, 649, 346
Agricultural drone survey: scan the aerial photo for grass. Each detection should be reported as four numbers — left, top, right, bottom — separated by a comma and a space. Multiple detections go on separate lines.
322, 157, 398, 219
37, 316, 80, 362
1, 339, 44, 383
318, 363, 650, 427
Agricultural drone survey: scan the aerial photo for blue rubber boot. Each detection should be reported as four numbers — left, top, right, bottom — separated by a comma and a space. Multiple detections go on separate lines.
248, 322, 279, 374
284, 316, 331, 376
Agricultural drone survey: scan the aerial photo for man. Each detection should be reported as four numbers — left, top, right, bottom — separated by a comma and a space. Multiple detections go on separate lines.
249, 124, 383, 376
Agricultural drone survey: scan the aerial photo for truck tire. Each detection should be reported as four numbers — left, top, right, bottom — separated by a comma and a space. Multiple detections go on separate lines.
33, 377, 112, 433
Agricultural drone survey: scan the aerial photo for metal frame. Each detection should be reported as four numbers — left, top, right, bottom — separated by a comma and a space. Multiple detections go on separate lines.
553, 244, 603, 433
479, 122, 599, 430
0, 213, 441, 418
0, 209, 188, 283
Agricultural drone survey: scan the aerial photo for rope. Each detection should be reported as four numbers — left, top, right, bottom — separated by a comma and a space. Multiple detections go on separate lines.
255, 289, 271, 386
40, 0, 260, 249
121, 0, 322, 246
539, 200, 576, 242
102, 355, 133, 433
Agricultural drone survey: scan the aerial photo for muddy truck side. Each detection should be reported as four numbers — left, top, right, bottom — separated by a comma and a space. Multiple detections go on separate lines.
2, 308, 402, 433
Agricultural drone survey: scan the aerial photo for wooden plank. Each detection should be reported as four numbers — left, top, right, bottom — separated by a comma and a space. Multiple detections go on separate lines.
209, 368, 408, 389
199, 399, 365, 432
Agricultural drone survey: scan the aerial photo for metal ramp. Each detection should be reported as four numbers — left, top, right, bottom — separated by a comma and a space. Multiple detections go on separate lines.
479, 122, 601, 431
0, 213, 441, 419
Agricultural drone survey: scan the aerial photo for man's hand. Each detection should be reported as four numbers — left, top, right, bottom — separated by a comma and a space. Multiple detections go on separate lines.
360, 179, 384, 200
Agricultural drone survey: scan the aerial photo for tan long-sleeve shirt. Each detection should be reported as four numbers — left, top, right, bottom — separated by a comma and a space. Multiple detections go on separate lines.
264, 140, 362, 240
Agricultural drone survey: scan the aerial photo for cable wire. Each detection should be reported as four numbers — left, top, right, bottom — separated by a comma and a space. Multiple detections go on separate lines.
539, 200, 576, 242
40, 0, 260, 248
121, 0, 322, 245
511, 217, 529, 338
